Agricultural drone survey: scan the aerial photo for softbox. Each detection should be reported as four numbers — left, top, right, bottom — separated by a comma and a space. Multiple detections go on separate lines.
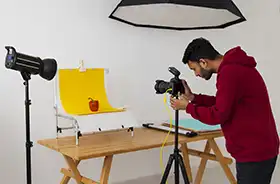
109, 0, 246, 30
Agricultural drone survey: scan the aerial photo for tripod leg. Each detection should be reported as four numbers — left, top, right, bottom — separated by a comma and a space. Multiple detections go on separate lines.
174, 154, 180, 184
160, 154, 175, 184
178, 154, 190, 184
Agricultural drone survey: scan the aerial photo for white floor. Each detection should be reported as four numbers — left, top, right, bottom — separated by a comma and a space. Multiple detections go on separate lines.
114, 159, 280, 184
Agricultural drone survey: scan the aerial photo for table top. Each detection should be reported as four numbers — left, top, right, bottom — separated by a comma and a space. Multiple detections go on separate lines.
37, 127, 222, 160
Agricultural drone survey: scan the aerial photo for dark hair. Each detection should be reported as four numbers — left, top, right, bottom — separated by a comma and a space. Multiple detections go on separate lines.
182, 37, 221, 64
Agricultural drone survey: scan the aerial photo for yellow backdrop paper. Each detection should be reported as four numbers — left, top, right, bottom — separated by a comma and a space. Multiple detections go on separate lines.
58, 68, 125, 115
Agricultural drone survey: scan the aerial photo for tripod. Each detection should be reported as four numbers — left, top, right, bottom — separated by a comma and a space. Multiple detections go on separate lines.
160, 94, 190, 184
21, 71, 33, 184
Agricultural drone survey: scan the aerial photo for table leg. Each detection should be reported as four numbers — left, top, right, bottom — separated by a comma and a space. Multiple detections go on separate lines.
194, 140, 211, 184
100, 155, 113, 184
60, 155, 112, 184
63, 155, 83, 184
208, 138, 237, 184
60, 156, 80, 184
180, 143, 193, 183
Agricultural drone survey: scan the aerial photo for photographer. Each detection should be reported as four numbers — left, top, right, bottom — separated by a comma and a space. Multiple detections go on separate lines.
170, 38, 279, 184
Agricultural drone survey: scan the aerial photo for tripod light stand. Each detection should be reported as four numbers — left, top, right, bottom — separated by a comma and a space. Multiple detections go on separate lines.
160, 96, 190, 184
154, 67, 192, 183
4, 46, 57, 184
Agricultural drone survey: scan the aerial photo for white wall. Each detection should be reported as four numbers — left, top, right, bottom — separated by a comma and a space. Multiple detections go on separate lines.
0, 0, 279, 183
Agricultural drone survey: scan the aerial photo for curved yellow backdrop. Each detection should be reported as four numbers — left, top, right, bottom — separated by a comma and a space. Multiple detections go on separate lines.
58, 68, 125, 115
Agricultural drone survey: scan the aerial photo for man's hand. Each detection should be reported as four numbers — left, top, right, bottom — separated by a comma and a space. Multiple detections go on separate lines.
181, 79, 194, 101
170, 95, 189, 110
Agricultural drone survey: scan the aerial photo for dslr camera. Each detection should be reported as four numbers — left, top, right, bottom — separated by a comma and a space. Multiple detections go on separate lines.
154, 67, 185, 97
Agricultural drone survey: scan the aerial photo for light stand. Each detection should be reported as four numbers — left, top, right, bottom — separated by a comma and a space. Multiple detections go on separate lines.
21, 71, 33, 184
154, 67, 190, 184
4, 46, 57, 184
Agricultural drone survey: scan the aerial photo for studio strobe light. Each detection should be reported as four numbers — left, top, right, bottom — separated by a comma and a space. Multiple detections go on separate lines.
5, 46, 58, 184
5, 46, 57, 80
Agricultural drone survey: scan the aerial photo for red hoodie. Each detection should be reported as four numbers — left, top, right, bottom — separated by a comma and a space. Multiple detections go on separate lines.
186, 46, 279, 163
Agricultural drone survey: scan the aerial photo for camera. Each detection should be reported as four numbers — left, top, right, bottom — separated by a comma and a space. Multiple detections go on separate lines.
154, 67, 185, 96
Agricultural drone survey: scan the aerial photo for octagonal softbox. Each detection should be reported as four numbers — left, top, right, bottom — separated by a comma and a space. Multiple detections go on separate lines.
109, 0, 246, 30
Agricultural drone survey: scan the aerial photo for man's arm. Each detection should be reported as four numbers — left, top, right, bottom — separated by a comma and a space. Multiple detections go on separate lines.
186, 65, 240, 125
190, 93, 216, 107
181, 79, 216, 107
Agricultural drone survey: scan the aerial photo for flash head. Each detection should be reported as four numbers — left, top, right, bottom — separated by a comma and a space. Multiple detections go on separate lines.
5, 46, 57, 81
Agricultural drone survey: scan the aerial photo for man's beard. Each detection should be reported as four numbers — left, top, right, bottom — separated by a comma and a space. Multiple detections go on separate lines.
200, 67, 214, 80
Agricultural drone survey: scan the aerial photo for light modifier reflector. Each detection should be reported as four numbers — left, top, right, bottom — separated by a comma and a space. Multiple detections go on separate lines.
109, 0, 246, 30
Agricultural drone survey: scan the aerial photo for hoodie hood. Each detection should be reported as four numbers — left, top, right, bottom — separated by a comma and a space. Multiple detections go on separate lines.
218, 46, 257, 72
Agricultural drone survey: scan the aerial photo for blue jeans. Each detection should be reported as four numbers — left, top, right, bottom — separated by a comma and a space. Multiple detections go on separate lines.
236, 156, 278, 184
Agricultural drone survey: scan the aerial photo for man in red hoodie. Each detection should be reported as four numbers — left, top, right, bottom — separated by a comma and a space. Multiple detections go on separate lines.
170, 37, 279, 184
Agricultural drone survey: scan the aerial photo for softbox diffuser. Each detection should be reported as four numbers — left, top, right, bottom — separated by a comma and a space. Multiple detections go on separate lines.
109, 0, 246, 30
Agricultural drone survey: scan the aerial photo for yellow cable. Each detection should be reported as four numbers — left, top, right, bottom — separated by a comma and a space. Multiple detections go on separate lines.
160, 88, 173, 184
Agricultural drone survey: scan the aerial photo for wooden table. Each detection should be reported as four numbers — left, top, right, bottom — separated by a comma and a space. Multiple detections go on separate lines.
37, 126, 237, 184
